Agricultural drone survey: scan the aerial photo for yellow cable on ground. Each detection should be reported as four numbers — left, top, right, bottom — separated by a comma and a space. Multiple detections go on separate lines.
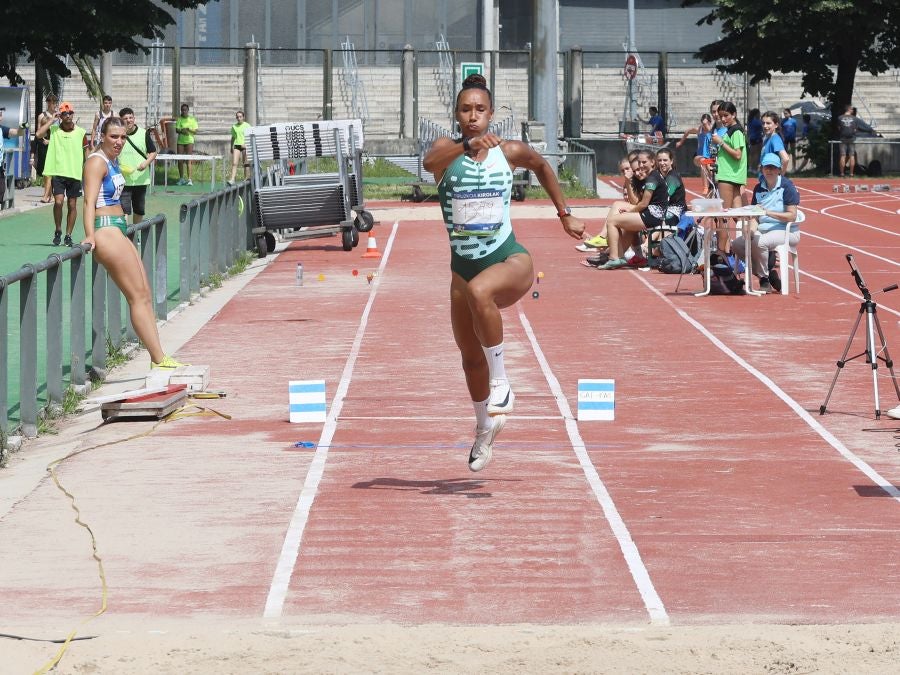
32, 404, 230, 674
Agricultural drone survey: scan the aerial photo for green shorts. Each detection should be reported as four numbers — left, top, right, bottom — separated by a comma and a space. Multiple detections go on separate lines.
450, 232, 530, 282
95, 215, 128, 236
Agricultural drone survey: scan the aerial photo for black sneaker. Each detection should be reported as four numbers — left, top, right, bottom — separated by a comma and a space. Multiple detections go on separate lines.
757, 277, 774, 294
63, 234, 73, 247
52, 231, 62, 246
581, 252, 610, 268
768, 267, 781, 292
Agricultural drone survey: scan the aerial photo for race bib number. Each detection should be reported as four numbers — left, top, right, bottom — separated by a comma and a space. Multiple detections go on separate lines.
111, 171, 126, 202
451, 189, 503, 236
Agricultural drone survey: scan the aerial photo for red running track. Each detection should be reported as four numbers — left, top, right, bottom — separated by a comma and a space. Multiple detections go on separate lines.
1, 180, 899, 630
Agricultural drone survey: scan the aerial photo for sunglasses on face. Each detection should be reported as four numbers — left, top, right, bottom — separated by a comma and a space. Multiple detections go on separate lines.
60, 112, 74, 116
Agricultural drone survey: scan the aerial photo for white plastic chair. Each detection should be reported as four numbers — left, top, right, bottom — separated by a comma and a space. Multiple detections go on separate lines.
775, 209, 805, 295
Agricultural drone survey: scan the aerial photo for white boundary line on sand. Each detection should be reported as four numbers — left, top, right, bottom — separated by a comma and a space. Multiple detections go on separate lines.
263, 221, 399, 620
631, 272, 900, 505
516, 305, 670, 626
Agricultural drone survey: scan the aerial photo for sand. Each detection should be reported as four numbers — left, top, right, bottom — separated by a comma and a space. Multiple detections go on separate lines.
5, 617, 900, 674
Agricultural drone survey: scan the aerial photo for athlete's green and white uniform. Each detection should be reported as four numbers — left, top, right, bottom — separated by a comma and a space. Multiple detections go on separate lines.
437, 146, 529, 281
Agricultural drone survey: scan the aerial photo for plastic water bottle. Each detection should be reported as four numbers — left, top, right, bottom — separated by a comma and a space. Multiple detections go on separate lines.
296, 262, 304, 286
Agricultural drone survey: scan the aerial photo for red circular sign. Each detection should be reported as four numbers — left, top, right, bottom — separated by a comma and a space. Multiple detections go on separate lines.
624, 54, 638, 80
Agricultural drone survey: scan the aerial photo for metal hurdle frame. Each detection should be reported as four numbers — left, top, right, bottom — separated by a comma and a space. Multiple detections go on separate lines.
246, 120, 374, 256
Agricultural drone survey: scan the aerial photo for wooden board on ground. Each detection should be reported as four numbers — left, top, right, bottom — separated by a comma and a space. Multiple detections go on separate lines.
101, 384, 189, 421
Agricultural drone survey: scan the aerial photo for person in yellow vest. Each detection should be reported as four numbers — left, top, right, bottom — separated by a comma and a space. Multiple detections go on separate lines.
35, 101, 88, 246
175, 102, 199, 186
227, 110, 252, 185
118, 107, 158, 224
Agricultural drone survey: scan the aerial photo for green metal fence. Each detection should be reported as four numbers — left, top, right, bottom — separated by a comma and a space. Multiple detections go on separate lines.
0, 180, 254, 438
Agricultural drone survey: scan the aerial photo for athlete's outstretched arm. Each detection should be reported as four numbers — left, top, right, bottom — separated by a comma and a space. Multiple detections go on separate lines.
502, 140, 586, 240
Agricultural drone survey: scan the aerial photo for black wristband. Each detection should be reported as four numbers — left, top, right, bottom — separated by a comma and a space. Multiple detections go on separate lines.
462, 137, 471, 153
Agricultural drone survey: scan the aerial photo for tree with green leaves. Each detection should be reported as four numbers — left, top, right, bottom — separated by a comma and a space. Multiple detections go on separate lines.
683, 0, 900, 134
1, 0, 207, 105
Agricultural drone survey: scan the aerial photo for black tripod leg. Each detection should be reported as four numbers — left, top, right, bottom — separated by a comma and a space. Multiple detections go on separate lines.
820, 305, 865, 414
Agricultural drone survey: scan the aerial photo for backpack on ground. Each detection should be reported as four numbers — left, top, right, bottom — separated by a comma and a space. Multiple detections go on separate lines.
709, 251, 746, 295
657, 233, 698, 274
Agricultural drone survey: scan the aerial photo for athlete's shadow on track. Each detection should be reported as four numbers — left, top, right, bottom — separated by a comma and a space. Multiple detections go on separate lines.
352, 477, 518, 499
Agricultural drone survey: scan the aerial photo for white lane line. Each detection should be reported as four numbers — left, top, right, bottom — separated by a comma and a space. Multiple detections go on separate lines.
800, 230, 900, 268
799, 184, 900, 215
339, 415, 561, 421
263, 221, 399, 620
632, 273, 900, 504
516, 305, 670, 626
796, 269, 900, 319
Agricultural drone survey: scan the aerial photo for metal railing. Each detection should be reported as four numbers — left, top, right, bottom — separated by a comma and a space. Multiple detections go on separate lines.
1, 216, 168, 437
2, 181, 255, 438
561, 140, 598, 195
179, 181, 254, 302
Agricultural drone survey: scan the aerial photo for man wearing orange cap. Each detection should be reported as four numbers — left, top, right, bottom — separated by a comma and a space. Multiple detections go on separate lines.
36, 101, 88, 246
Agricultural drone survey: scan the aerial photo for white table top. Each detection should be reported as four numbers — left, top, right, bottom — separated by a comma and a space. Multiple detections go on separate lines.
685, 206, 765, 218
155, 154, 222, 161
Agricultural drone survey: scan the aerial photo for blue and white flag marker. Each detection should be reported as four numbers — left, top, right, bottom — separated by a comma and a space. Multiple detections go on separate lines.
577, 379, 615, 421
289, 380, 327, 423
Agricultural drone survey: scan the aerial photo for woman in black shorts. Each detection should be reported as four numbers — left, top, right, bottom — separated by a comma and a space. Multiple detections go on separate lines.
597, 150, 668, 269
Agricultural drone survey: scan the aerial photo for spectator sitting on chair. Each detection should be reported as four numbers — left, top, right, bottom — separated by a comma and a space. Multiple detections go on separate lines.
656, 147, 686, 230
732, 153, 800, 294
597, 150, 668, 270
580, 156, 643, 265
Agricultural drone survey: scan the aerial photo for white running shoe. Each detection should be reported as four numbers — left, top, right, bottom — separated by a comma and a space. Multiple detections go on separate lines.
887, 405, 900, 420
487, 379, 515, 415
469, 414, 506, 472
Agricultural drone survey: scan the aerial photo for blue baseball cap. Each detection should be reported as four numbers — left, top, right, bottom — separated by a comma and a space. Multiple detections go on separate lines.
761, 153, 782, 168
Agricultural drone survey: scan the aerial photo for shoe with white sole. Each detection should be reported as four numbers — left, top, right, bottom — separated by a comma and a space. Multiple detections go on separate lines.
887, 405, 900, 420
469, 414, 506, 472
487, 379, 515, 415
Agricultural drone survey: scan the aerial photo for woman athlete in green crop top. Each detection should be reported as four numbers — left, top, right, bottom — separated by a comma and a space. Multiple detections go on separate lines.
423, 74, 585, 472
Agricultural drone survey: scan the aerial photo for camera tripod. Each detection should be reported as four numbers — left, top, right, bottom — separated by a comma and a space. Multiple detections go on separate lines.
820, 255, 900, 420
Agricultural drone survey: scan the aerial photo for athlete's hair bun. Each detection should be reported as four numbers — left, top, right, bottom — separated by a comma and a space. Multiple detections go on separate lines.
462, 73, 488, 90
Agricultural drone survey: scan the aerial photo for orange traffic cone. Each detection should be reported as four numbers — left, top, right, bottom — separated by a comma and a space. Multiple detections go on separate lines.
361, 232, 382, 258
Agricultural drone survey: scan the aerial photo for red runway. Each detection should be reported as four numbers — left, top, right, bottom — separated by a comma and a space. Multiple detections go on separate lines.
2, 178, 900, 633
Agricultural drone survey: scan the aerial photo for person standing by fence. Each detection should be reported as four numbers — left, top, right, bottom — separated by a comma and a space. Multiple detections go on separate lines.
175, 103, 199, 186
33, 94, 58, 203
90, 95, 114, 149
82, 116, 186, 371
118, 106, 158, 225
227, 110, 251, 185
837, 104, 858, 178
36, 102, 88, 246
